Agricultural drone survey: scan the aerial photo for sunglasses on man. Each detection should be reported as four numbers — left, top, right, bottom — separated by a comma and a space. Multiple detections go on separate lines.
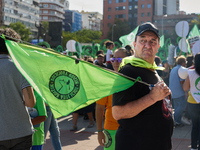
111, 57, 122, 63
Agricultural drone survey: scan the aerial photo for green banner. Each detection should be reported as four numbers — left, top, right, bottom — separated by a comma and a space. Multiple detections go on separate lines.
5, 39, 135, 118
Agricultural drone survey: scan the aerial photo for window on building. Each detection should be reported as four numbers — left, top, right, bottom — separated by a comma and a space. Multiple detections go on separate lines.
141, 13, 144, 17
116, 0, 126, 3
115, 14, 126, 18
141, 4, 145, 8
43, 10, 48, 14
50, 11, 55, 14
135, 0, 138, 1
134, 13, 137, 17
134, 5, 138, 9
43, 16, 48, 20
129, 0, 132, 2
43, 4, 48, 7
129, 14, 132, 18
147, 12, 151, 16
109, 0, 112, 4
129, 6, 132, 10
108, 7, 111, 11
147, 4, 151, 8
116, 6, 126, 10
108, 15, 111, 19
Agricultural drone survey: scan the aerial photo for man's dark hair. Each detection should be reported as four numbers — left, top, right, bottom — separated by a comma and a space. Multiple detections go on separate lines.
155, 56, 161, 66
125, 45, 134, 56
195, 53, 200, 75
96, 50, 104, 56
186, 55, 194, 68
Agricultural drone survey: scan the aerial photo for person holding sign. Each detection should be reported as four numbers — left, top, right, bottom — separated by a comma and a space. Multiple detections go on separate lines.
112, 22, 173, 150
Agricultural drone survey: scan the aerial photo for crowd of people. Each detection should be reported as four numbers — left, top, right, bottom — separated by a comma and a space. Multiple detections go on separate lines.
1, 21, 200, 150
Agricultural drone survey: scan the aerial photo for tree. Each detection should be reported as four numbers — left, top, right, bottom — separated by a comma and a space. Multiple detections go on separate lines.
9, 22, 32, 42
62, 29, 102, 48
106, 18, 131, 43
190, 15, 200, 31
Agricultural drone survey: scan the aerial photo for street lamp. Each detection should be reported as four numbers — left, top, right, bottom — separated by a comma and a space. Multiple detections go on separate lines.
162, 14, 167, 35
67, 23, 72, 33
112, 24, 116, 41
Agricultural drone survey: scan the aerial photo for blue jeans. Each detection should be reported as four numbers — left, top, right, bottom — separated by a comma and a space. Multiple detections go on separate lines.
173, 96, 187, 124
44, 106, 62, 150
188, 103, 200, 150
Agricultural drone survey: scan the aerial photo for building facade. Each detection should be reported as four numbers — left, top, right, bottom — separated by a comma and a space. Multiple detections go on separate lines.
102, 0, 181, 39
153, 13, 199, 35
81, 11, 102, 31
39, 0, 67, 23
1, 0, 40, 36
102, 0, 154, 39
63, 10, 82, 32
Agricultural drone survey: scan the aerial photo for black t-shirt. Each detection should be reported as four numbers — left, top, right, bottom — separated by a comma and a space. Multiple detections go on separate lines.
113, 64, 174, 150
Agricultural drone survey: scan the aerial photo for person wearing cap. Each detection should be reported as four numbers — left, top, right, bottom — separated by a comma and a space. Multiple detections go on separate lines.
95, 54, 106, 67
112, 22, 173, 150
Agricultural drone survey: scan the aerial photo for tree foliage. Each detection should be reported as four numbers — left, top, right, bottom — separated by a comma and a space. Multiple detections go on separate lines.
106, 18, 131, 43
62, 29, 102, 47
190, 15, 200, 30
9, 22, 32, 42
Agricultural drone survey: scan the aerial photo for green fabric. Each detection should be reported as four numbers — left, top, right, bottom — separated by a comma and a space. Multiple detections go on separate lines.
119, 26, 139, 48
159, 35, 164, 48
5, 39, 135, 119
187, 24, 200, 54
188, 24, 200, 38
119, 56, 165, 71
32, 91, 47, 146
104, 129, 117, 150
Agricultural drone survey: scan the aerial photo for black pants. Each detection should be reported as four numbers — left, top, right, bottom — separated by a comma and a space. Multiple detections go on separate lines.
0, 135, 32, 150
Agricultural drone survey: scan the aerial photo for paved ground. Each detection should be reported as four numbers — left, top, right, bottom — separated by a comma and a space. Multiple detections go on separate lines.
43, 114, 192, 150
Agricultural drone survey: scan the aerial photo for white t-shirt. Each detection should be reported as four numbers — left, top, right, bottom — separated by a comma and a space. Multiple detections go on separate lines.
188, 69, 200, 103
106, 49, 113, 61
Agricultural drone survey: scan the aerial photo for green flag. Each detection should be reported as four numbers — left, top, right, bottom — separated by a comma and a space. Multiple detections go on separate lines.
188, 24, 200, 38
119, 26, 139, 48
187, 24, 200, 54
159, 35, 165, 48
5, 39, 135, 118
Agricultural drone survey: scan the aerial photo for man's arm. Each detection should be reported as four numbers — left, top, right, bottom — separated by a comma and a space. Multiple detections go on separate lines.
22, 86, 36, 108
183, 76, 190, 92
31, 116, 46, 125
96, 103, 106, 146
112, 81, 171, 120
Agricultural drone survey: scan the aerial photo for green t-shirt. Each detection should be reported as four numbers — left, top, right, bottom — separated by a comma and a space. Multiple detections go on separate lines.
32, 91, 47, 146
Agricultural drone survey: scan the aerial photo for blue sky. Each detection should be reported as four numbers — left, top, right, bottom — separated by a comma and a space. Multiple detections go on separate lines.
68, 0, 200, 15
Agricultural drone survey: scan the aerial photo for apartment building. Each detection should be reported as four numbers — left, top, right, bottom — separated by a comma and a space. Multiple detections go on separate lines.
102, 0, 154, 39
102, 0, 180, 39
81, 11, 102, 31
63, 10, 82, 32
1, 0, 40, 36
39, 0, 68, 23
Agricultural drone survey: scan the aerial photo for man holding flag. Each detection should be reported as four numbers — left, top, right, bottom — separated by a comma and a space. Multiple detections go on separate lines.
112, 22, 173, 150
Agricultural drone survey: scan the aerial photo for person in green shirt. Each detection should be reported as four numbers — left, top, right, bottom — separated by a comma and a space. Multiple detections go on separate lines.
31, 91, 47, 150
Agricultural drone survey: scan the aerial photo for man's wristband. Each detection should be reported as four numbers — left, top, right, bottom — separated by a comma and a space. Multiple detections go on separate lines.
97, 129, 104, 132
